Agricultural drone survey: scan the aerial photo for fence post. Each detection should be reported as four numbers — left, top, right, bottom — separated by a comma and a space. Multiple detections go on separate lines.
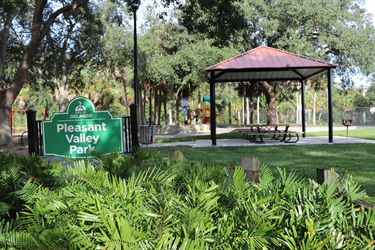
26, 109, 39, 155
130, 104, 139, 150
316, 168, 340, 185
241, 156, 261, 183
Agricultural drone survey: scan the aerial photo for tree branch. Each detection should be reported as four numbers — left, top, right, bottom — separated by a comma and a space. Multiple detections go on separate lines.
40, 0, 89, 40
0, 5, 21, 79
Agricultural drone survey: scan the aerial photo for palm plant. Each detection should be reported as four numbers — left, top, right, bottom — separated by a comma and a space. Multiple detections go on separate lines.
0, 217, 35, 249
2, 150, 375, 249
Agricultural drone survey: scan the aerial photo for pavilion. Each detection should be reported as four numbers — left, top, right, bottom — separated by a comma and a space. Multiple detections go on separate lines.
205, 45, 337, 146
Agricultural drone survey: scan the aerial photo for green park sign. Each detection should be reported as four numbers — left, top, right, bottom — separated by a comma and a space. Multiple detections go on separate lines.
42, 97, 124, 158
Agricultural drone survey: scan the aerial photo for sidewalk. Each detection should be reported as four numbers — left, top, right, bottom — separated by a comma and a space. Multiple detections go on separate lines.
144, 125, 375, 148
143, 136, 375, 148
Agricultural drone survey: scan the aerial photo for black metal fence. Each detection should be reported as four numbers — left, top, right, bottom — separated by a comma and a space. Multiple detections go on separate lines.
123, 116, 132, 153
239, 106, 375, 126
26, 109, 43, 155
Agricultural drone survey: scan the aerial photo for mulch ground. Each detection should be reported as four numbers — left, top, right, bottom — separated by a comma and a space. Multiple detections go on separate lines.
0, 136, 29, 155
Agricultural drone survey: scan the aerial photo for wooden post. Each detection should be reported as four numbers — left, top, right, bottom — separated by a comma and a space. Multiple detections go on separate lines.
317, 168, 375, 210
168, 150, 186, 161
241, 156, 261, 183
316, 168, 339, 185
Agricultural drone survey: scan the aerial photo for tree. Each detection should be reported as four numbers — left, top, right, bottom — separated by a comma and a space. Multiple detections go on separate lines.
0, 0, 90, 146
175, 0, 247, 47
353, 84, 375, 107
139, 15, 239, 125
168, 0, 375, 124
99, 0, 134, 115
34, 2, 104, 111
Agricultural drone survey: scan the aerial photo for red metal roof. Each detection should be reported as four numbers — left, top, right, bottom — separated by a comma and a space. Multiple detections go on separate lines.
205, 46, 337, 82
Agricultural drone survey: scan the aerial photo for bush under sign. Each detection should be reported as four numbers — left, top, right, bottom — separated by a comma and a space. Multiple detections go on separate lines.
42, 97, 124, 158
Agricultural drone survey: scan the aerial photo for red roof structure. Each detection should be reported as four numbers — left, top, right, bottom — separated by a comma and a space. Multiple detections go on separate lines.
205, 45, 336, 82
204, 45, 337, 145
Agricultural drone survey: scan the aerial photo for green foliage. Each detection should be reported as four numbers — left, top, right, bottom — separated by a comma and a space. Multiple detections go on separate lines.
171, 0, 246, 47
91, 148, 170, 179
1, 150, 375, 249
169, 0, 375, 86
0, 216, 34, 249
352, 82, 375, 107
0, 151, 68, 220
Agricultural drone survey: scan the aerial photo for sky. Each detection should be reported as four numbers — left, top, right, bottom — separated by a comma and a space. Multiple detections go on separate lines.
365, 0, 375, 24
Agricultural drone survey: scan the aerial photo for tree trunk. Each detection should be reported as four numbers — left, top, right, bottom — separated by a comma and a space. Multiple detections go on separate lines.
249, 82, 257, 124
0, 40, 39, 145
246, 96, 250, 124
261, 81, 279, 125
175, 97, 180, 125
121, 75, 129, 116
157, 87, 162, 125
249, 96, 254, 124
197, 85, 201, 124
54, 76, 70, 111
162, 89, 167, 125
242, 84, 245, 124
140, 86, 145, 124
168, 85, 174, 125
228, 102, 232, 124
313, 91, 316, 125
257, 96, 260, 124
0, 102, 12, 145
154, 86, 158, 125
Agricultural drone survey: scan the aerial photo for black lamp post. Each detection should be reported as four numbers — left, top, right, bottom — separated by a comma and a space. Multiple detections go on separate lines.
131, 0, 140, 106
130, 0, 140, 148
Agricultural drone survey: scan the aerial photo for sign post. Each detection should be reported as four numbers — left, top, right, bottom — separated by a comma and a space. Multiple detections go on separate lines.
181, 98, 189, 123
42, 97, 124, 158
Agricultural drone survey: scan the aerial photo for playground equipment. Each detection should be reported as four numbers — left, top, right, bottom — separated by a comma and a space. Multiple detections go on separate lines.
190, 95, 225, 124
193, 107, 225, 124
192, 95, 225, 124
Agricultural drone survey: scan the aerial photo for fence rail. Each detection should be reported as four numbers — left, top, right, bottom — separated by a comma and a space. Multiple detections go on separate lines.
341, 107, 375, 126
234, 106, 375, 126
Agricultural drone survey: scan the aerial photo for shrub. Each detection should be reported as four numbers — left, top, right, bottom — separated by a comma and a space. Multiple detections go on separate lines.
1, 150, 375, 249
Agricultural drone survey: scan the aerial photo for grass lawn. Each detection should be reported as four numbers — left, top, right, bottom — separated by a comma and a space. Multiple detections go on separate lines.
146, 127, 375, 202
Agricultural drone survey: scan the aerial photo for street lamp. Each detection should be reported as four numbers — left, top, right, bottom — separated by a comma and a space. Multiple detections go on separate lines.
130, 0, 140, 148
131, 0, 140, 106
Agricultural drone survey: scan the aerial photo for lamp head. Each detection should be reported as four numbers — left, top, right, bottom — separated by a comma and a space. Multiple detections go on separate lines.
130, 0, 140, 12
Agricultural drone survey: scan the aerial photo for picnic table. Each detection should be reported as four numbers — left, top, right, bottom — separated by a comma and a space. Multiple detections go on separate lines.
234, 124, 300, 143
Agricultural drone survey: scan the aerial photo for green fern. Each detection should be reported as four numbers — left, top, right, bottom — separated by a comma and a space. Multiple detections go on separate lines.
0, 218, 35, 249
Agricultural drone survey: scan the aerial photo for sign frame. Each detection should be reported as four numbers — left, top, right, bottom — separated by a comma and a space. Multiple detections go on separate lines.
42, 97, 124, 158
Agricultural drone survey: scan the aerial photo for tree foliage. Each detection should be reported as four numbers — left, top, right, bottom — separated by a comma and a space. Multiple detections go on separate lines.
161, 0, 375, 124
1, 0, 375, 144
34, 2, 104, 111
0, 0, 92, 145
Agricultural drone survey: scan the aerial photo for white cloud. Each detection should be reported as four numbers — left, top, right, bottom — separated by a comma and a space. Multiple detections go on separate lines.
364, 0, 375, 24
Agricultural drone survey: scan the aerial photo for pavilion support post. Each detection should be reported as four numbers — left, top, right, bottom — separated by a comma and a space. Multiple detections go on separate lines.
210, 71, 217, 146
301, 80, 306, 138
327, 69, 333, 143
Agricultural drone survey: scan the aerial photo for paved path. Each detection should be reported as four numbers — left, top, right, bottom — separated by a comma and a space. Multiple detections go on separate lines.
143, 136, 375, 148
